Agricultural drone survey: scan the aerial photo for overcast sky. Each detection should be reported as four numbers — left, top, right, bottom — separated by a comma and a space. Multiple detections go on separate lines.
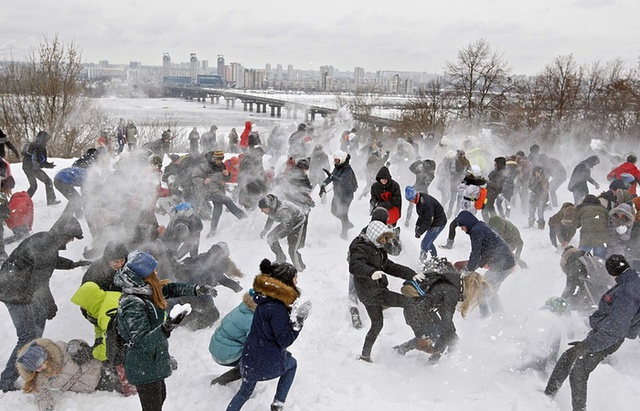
1, 0, 638, 75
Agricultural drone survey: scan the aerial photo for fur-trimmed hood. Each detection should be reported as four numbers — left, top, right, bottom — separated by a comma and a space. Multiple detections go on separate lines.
253, 274, 299, 307
113, 267, 152, 297
242, 291, 258, 311
16, 338, 63, 382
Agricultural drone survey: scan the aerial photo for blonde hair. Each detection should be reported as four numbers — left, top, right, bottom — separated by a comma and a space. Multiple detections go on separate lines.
22, 359, 62, 393
144, 271, 171, 310
459, 272, 493, 318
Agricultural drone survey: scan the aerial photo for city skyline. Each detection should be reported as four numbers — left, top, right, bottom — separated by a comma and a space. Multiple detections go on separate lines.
2, 0, 639, 76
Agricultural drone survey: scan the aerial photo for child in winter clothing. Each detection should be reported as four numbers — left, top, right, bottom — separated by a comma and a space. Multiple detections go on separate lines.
209, 292, 257, 386
607, 202, 635, 257
16, 338, 110, 410
226, 259, 311, 411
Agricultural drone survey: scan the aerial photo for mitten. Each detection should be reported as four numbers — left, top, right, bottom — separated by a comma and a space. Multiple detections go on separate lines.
161, 311, 188, 337
412, 273, 426, 282
371, 271, 385, 280
195, 284, 218, 297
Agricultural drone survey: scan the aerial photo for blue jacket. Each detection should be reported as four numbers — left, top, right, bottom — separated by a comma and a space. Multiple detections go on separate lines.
54, 167, 88, 186
586, 268, 640, 352
240, 274, 300, 381
414, 192, 447, 236
209, 293, 256, 365
456, 211, 515, 272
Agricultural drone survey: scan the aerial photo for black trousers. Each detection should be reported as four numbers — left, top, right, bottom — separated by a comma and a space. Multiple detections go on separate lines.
362, 290, 410, 358
136, 379, 167, 411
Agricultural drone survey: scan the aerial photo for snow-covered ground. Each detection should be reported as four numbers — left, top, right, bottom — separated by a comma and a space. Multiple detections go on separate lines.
1, 98, 640, 411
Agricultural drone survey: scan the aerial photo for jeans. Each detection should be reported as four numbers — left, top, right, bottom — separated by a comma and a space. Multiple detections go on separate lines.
579, 245, 606, 259
226, 356, 297, 411
479, 267, 514, 317
0, 303, 47, 389
420, 226, 445, 257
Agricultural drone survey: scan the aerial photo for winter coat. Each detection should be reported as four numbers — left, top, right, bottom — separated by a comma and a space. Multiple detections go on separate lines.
6, 191, 34, 231
409, 159, 436, 192
309, 145, 330, 187
369, 166, 402, 224
607, 203, 635, 255
239, 121, 252, 150
488, 215, 524, 258
247, 132, 261, 148
528, 169, 549, 205
568, 156, 599, 193
485, 164, 506, 205
540, 155, 567, 185
288, 124, 311, 159
261, 194, 306, 241
323, 155, 358, 200
348, 231, 416, 306
114, 267, 197, 385
209, 293, 257, 365
54, 167, 88, 187
277, 166, 315, 214
0, 216, 82, 316
82, 257, 122, 293
607, 161, 640, 195
548, 203, 577, 245
17, 338, 103, 410
71, 282, 121, 361
162, 213, 203, 260
240, 274, 300, 381
456, 211, 515, 272
191, 152, 231, 196
585, 268, 640, 352
125, 124, 138, 145
22, 131, 54, 172
574, 195, 609, 248
414, 193, 447, 236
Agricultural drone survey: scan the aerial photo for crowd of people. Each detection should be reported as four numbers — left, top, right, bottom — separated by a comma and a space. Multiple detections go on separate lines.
0, 121, 639, 411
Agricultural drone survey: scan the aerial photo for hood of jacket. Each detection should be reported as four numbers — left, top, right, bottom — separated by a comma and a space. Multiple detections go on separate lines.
35, 131, 51, 144
375, 166, 392, 183
457, 210, 479, 231
49, 215, 83, 249
610, 202, 635, 221
488, 215, 507, 233
113, 267, 153, 297
71, 282, 121, 320
252, 274, 299, 307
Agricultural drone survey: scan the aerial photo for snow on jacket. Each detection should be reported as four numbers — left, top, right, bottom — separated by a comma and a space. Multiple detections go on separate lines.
323, 154, 358, 199
586, 268, 640, 352
414, 192, 447, 236
191, 151, 232, 195
260, 194, 306, 238
240, 274, 300, 381
209, 292, 256, 365
456, 211, 515, 272
71, 282, 121, 361
574, 195, 609, 248
409, 159, 436, 192
54, 167, 88, 187
114, 267, 197, 385
0, 215, 82, 315
348, 224, 416, 305
369, 166, 402, 223
17, 338, 102, 411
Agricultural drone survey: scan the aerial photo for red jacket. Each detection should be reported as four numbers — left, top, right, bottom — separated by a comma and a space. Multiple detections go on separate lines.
607, 162, 640, 194
239, 121, 252, 149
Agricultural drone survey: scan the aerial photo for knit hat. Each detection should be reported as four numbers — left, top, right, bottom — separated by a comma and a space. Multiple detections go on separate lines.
103, 241, 129, 262
270, 262, 298, 285
126, 251, 158, 278
627, 155, 637, 164
366, 220, 394, 247
17, 342, 48, 372
605, 254, 630, 276
212, 150, 225, 160
171, 202, 194, 218
371, 207, 389, 223
405, 186, 417, 201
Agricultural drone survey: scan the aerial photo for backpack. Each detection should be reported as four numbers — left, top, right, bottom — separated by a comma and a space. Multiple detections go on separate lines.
105, 308, 127, 366
475, 187, 487, 210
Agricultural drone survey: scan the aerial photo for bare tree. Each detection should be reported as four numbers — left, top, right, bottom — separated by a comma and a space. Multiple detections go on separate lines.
445, 38, 513, 128
394, 77, 450, 137
0, 35, 95, 157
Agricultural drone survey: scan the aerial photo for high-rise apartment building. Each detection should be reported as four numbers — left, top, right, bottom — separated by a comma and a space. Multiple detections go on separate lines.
354, 66, 365, 84
189, 53, 198, 83
217, 55, 225, 77
162, 53, 171, 77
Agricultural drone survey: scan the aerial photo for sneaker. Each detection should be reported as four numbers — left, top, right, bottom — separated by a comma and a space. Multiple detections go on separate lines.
271, 400, 285, 411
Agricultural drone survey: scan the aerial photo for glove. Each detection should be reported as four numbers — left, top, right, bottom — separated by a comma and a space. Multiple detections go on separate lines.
260, 230, 268, 239
195, 284, 218, 297
593, 182, 600, 190
292, 300, 312, 331
73, 260, 92, 268
319, 184, 326, 197
161, 311, 188, 336
371, 271, 385, 280
567, 340, 590, 357
412, 273, 426, 282
67, 339, 93, 365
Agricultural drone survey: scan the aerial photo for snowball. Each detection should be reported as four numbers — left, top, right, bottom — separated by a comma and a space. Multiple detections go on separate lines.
170, 303, 192, 318
616, 225, 628, 235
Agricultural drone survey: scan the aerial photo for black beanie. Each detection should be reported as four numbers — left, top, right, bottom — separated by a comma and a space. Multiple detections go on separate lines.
103, 241, 129, 262
270, 263, 298, 286
605, 254, 630, 276
371, 207, 389, 223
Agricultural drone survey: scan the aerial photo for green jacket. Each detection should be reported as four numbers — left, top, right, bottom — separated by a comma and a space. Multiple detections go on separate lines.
71, 281, 121, 361
114, 267, 196, 385
574, 199, 609, 248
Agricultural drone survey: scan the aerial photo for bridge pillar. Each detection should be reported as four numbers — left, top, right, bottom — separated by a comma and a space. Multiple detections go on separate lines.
226, 99, 231, 109
231, 99, 235, 109
243, 102, 248, 111
255, 103, 261, 113
276, 106, 282, 117
270, 105, 276, 117
292, 109, 297, 120
249, 102, 254, 112
262, 104, 267, 114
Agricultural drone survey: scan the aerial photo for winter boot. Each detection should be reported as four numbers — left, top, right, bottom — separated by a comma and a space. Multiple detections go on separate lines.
350, 306, 362, 329
393, 338, 418, 356
527, 220, 534, 229
211, 367, 242, 386
271, 400, 285, 411
537, 220, 545, 230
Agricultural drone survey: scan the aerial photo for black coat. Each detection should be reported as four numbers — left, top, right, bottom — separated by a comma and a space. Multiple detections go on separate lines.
0, 216, 83, 318
369, 166, 402, 217
348, 235, 415, 305
414, 193, 447, 236
456, 211, 515, 272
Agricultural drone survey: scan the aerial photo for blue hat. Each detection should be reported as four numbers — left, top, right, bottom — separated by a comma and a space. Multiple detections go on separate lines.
126, 251, 158, 278
17, 342, 48, 372
405, 186, 417, 201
